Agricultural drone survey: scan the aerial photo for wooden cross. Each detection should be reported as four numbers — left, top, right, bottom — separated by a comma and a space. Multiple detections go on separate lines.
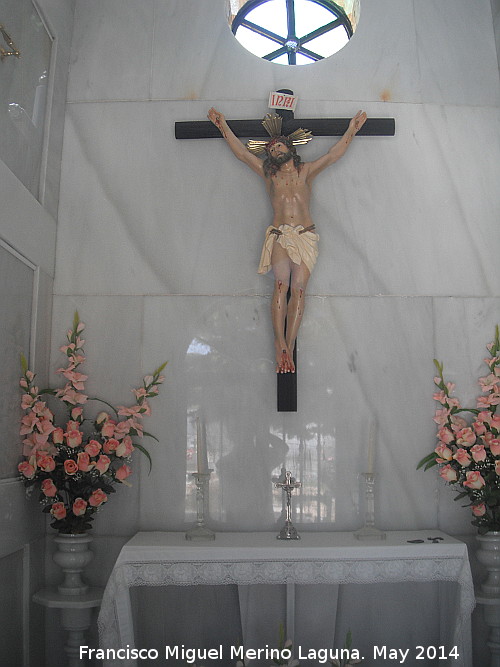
175, 116, 394, 140
175, 97, 395, 412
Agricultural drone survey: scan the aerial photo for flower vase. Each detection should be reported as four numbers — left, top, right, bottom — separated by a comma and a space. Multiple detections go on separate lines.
53, 533, 94, 596
476, 532, 500, 667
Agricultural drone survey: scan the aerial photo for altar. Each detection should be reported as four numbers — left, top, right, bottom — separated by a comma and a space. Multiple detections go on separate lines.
97, 530, 474, 666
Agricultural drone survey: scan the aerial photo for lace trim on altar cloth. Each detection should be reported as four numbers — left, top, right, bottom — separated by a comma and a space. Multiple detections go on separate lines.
106, 555, 473, 588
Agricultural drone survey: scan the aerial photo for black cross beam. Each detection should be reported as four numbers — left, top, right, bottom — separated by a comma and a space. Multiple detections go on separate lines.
176, 106, 395, 412
175, 116, 395, 140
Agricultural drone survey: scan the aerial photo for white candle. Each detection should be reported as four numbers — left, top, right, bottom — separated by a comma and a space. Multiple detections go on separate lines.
196, 417, 209, 474
367, 420, 377, 474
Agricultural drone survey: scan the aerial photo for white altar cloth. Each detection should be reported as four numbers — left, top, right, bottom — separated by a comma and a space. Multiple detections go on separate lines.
98, 530, 474, 666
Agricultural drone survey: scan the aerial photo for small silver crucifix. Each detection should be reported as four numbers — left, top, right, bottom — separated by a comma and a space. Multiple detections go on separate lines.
275, 470, 301, 540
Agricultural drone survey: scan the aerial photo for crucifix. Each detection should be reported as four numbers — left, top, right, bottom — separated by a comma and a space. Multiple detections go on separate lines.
176, 91, 395, 412
275, 470, 302, 540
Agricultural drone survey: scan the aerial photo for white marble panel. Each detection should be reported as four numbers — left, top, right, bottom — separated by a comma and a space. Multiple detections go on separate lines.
67, 0, 154, 102
150, 0, 421, 105
61, 0, 500, 108
416, 0, 500, 107
56, 100, 270, 296
129, 294, 439, 533
310, 101, 500, 297
57, 100, 500, 298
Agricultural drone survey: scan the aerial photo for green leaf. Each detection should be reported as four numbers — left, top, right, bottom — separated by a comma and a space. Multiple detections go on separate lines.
133, 442, 153, 475
454, 491, 469, 502
433, 359, 443, 375
142, 430, 159, 443
416, 452, 437, 470
153, 361, 168, 376
20, 353, 28, 373
87, 397, 119, 419
39, 388, 57, 395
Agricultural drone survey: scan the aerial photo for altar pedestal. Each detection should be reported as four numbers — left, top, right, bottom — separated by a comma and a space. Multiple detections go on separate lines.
34, 587, 103, 666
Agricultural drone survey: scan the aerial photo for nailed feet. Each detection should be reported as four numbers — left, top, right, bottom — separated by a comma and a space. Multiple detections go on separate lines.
275, 340, 295, 373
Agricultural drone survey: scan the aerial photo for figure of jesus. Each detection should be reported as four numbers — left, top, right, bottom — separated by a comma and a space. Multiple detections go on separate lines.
208, 107, 367, 374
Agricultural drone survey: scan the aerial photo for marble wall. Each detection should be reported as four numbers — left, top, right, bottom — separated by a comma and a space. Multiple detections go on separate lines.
54, 0, 500, 543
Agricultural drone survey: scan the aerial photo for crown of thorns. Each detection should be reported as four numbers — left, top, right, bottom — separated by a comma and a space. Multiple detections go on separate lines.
246, 113, 313, 155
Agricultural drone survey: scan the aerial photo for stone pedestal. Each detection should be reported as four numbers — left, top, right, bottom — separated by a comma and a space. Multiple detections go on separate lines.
476, 532, 500, 667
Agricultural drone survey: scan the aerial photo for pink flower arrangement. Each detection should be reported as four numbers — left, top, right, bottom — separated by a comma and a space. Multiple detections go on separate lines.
18, 311, 166, 534
418, 326, 500, 534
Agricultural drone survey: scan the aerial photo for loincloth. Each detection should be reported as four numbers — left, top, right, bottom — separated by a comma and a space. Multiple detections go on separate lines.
257, 223, 319, 275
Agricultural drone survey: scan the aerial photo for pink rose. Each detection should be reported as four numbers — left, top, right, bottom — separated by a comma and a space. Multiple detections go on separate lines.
473, 420, 487, 436
453, 448, 472, 467
37, 418, 55, 439
478, 411, 493, 425
437, 427, 455, 445
88, 488, 107, 507
41, 478, 58, 497
472, 503, 487, 517
492, 415, 500, 432
115, 464, 132, 481
77, 452, 93, 472
95, 455, 111, 474
18, 460, 36, 479
471, 444, 487, 462
115, 436, 134, 458
50, 502, 67, 520
72, 498, 88, 516
101, 420, 117, 438
463, 470, 485, 490
496, 460, 500, 476
65, 429, 83, 448
63, 459, 78, 475
456, 428, 476, 446
490, 439, 500, 456
52, 428, 65, 444
435, 443, 453, 462
439, 464, 458, 482
85, 440, 101, 457
103, 438, 119, 455
96, 411, 109, 424
71, 407, 84, 421
451, 416, 468, 432
38, 455, 56, 472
